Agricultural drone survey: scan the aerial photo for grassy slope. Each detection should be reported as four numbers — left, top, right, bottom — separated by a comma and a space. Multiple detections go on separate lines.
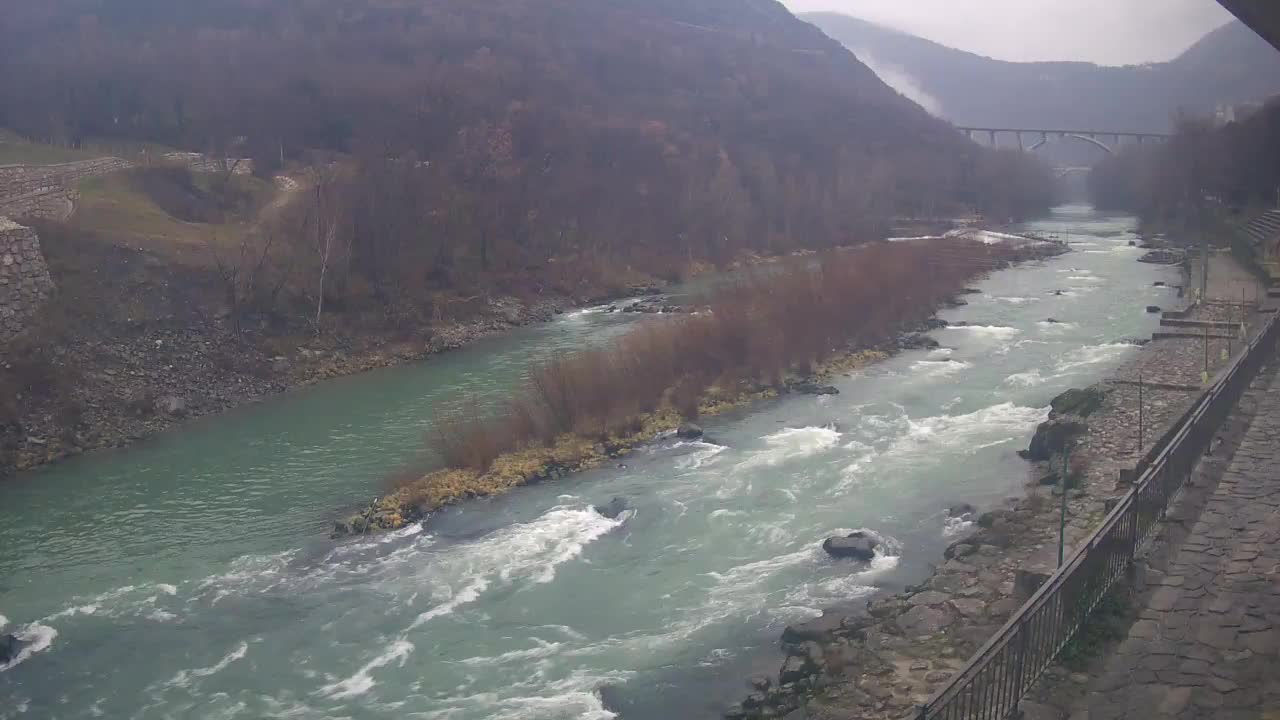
73, 172, 277, 267
0, 130, 178, 166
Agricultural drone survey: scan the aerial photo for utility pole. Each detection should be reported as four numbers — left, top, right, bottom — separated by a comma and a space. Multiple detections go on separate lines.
1058, 444, 1071, 568
1138, 372, 1144, 454
1200, 197, 1209, 304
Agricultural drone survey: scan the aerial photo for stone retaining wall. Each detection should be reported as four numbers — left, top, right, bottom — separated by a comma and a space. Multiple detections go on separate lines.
0, 217, 54, 341
0, 157, 133, 220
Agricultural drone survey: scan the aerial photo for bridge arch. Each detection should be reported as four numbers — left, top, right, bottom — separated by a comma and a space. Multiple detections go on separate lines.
1028, 133, 1114, 155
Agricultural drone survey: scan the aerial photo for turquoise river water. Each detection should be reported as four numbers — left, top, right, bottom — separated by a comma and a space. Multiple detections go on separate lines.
0, 207, 1179, 719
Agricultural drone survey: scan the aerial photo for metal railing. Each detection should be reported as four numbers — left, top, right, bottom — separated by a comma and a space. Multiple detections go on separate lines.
918, 307, 1280, 720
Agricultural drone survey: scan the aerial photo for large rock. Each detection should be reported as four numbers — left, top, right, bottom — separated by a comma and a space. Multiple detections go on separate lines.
676, 423, 703, 440
593, 497, 630, 519
822, 531, 878, 561
1049, 387, 1107, 418
0, 634, 25, 665
947, 502, 976, 518
896, 605, 954, 636
782, 612, 849, 644
899, 333, 940, 350
1021, 418, 1086, 462
791, 381, 839, 396
155, 395, 188, 418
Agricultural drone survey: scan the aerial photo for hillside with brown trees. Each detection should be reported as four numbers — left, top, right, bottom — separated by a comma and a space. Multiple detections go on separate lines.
1089, 100, 1280, 229
1, 0, 1053, 305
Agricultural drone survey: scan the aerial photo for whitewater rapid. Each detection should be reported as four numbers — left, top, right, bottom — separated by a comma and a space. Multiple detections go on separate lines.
0, 207, 1180, 720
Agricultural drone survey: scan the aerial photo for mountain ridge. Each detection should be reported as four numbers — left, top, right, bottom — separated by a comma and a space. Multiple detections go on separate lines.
804, 12, 1280, 134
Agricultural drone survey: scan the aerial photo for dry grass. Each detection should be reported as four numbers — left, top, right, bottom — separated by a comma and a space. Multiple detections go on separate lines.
72, 170, 275, 267
425, 239, 1019, 474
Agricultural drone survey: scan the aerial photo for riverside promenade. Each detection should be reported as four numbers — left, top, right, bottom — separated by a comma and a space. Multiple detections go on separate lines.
1076, 365, 1280, 719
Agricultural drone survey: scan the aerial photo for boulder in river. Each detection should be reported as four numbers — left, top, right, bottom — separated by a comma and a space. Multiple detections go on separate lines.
1146, 305, 1162, 314
0, 634, 26, 665
822, 531, 878, 561
1044, 318, 1062, 324
676, 422, 703, 440
1021, 417, 1087, 462
947, 502, 976, 519
593, 497, 630, 520
1049, 387, 1107, 418
782, 611, 850, 644
898, 333, 940, 350
791, 382, 839, 396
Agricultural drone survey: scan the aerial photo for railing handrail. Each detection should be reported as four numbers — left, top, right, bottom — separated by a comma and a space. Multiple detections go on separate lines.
920, 305, 1280, 719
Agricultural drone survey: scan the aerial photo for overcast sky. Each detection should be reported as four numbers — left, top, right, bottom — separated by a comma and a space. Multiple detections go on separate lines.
780, 0, 1235, 65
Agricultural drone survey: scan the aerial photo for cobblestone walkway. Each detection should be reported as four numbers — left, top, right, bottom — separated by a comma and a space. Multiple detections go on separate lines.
1084, 370, 1280, 719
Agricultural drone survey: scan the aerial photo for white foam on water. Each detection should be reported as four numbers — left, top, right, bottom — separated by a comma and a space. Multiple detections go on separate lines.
887, 403, 1048, 459
45, 604, 98, 620
1004, 370, 1045, 388
0, 614, 7, 629
708, 509, 748, 520
992, 296, 1038, 305
459, 638, 566, 667
418, 668, 630, 720
1067, 275, 1103, 283
672, 441, 727, 470
943, 325, 1021, 341
709, 546, 814, 585
910, 359, 972, 378
317, 505, 624, 700
0, 623, 58, 673
319, 639, 413, 700
784, 575, 877, 609
699, 647, 735, 667
165, 641, 250, 689
944, 517, 975, 538
738, 426, 840, 469
1039, 320, 1080, 333
927, 347, 953, 358
407, 577, 490, 631
196, 550, 297, 604
1055, 343, 1136, 373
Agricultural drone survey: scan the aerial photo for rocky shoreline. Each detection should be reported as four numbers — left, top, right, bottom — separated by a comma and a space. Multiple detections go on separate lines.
1, 292, 588, 477
723, 268, 1253, 719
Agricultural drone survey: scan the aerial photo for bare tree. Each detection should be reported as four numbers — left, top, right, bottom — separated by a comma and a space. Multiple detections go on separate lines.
203, 228, 279, 335
306, 163, 344, 335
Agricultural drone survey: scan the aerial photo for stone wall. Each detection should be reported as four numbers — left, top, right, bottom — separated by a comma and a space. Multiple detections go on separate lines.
0, 217, 54, 342
162, 152, 255, 175
0, 158, 133, 221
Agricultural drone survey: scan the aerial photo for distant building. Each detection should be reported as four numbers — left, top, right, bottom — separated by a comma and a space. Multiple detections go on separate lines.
1215, 100, 1266, 126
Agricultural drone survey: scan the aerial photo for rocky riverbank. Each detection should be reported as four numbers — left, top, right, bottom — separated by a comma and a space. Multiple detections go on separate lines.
334, 346, 889, 535
722, 272, 1259, 719
0, 290, 599, 477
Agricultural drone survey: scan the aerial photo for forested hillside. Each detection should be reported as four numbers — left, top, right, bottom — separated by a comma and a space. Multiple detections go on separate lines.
806, 13, 1280, 134
1089, 99, 1280, 226
2, 0, 1051, 299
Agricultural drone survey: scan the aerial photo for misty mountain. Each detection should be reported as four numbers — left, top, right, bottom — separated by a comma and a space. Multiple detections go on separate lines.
804, 13, 1280, 134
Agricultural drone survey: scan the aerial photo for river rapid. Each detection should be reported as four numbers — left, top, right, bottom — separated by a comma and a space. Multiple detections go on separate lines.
0, 207, 1178, 720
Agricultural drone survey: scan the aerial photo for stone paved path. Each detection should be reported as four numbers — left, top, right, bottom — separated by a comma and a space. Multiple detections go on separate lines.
1084, 369, 1280, 719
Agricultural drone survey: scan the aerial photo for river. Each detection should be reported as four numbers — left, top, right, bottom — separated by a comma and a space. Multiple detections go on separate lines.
0, 206, 1178, 719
